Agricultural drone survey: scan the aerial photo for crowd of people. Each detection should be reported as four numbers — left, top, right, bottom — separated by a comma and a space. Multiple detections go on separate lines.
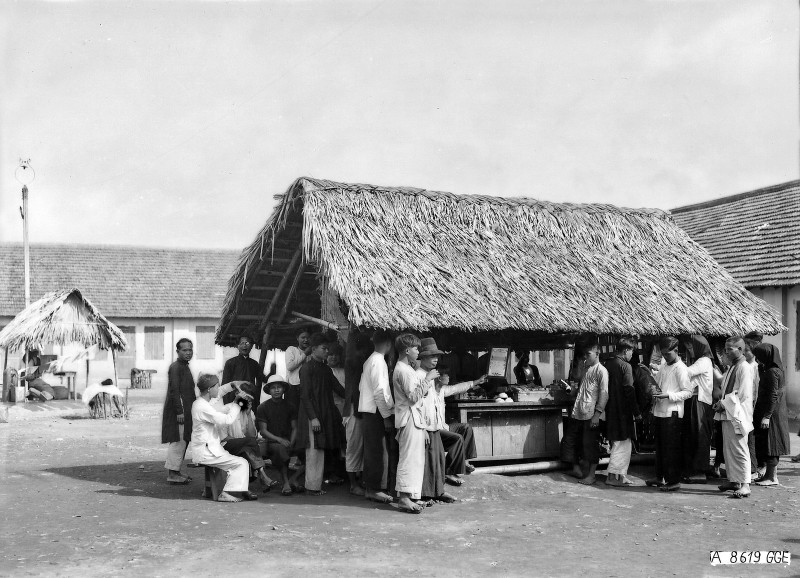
560, 332, 792, 498
160, 330, 485, 510
160, 327, 793, 507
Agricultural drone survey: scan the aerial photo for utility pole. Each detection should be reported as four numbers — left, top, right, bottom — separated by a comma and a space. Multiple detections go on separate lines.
15, 160, 35, 308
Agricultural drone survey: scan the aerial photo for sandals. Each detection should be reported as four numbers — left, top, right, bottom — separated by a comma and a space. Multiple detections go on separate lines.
436, 493, 458, 503
732, 489, 751, 499
394, 503, 423, 514
445, 475, 464, 486
281, 487, 293, 496
167, 477, 191, 485
718, 483, 739, 492
307, 489, 327, 496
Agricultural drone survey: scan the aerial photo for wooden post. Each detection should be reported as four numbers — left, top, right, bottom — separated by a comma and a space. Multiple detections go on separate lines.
258, 323, 273, 375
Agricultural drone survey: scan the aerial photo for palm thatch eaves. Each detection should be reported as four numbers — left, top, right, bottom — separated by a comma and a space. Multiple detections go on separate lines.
217, 177, 784, 346
0, 288, 127, 353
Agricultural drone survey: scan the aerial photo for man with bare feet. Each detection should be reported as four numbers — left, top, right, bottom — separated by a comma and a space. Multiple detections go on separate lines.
560, 343, 608, 486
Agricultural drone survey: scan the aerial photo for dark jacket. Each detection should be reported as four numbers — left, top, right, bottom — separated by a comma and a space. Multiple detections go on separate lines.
295, 358, 347, 450
603, 355, 639, 441
221, 355, 263, 406
161, 359, 196, 444
753, 344, 790, 457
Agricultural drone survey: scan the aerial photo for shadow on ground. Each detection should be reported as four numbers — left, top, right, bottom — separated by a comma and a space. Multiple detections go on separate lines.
44, 460, 395, 511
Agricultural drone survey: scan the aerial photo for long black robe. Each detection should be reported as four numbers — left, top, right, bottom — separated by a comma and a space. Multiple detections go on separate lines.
753, 344, 790, 457
603, 355, 638, 441
295, 358, 347, 450
161, 359, 195, 443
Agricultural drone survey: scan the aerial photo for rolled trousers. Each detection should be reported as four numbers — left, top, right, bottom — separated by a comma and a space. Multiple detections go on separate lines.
198, 452, 250, 493
304, 422, 325, 491
395, 423, 426, 500
607, 438, 632, 476
440, 429, 466, 475
682, 396, 714, 475
345, 415, 364, 473
362, 411, 393, 491
224, 437, 266, 470
449, 422, 477, 460
655, 412, 682, 485
721, 420, 751, 484
164, 424, 187, 472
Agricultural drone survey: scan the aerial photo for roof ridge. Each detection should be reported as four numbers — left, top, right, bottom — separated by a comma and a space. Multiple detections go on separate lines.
0, 241, 239, 254
671, 179, 800, 214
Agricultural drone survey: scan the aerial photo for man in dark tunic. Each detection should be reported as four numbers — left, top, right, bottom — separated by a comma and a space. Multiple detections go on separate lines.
222, 333, 264, 406
295, 333, 347, 495
162, 338, 196, 484
603, 337, 640, 486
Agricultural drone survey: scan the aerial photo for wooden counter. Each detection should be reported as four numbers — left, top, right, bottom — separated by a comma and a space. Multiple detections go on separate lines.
446, 399, 570, 462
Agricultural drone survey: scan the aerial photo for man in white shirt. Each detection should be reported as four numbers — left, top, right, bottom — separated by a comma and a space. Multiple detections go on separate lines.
189, 374, 257, 503
358, 329, 395, 504
284, 330, 311, 410
714, 336, 754, 498
393, 333, 434, 514
215, 381, 276, 493
646, 336, 693, 492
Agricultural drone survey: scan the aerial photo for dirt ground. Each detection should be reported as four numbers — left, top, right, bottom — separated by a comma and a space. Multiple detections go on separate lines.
1, 389, 799, 577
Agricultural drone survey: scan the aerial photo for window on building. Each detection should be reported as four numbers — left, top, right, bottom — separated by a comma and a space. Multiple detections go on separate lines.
196, 326, 216, 360
144, 326, 165, 360
538, 350, 550, 364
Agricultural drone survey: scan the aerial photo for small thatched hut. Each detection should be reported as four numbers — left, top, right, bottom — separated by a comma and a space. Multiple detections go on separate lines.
0, 288, 127, 354
216, 177, 784, 351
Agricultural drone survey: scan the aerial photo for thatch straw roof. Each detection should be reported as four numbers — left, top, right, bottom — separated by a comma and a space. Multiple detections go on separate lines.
217, 177, 784, 347
0, 289, 127, 352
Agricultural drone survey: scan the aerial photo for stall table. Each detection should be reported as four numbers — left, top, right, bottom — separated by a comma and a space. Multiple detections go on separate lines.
446, 396, 571, 462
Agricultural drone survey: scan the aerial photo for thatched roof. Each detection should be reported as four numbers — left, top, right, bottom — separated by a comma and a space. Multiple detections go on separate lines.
217, 177, 784, 348
0, 289, 127, 352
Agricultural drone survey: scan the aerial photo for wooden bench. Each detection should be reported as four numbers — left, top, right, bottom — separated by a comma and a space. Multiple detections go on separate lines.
203, 466, 228, 501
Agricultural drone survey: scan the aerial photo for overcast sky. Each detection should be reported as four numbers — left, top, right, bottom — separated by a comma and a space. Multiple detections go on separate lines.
1, 0, 797, 250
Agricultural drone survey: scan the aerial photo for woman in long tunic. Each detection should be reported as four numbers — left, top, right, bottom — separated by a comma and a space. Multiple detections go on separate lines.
752, 343, 790, 486
295, 333, 347, 495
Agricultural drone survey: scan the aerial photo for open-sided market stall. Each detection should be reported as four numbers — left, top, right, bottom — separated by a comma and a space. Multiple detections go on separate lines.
216, 177, 783, 462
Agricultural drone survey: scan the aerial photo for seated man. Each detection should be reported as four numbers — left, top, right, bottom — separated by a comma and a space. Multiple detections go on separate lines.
189, 374, 258, 503
217, 381, 276, 493
436, 370, 486, 483
256, 375, 305, 496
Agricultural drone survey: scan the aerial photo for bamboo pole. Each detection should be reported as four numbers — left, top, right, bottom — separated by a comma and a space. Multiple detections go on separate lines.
290, 311, 347, 332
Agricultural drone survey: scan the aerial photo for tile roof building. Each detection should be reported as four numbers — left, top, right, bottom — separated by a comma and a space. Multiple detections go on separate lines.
672, 180, 800, 411
0, 243, 249, 390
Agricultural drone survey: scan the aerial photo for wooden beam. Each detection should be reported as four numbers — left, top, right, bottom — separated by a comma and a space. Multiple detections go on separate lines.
290, 311, 347, 331
258, 246, 304, 330
257, 269, 316, 278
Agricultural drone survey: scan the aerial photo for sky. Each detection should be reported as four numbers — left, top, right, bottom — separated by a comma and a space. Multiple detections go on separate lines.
0, 0, 797, 250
